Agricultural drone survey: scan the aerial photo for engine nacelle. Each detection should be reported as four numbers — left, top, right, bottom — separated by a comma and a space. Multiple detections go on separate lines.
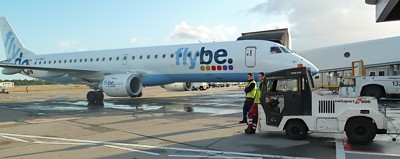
161, 82, 192, 91
99, 74, 142, 97
2, 68, 22, 75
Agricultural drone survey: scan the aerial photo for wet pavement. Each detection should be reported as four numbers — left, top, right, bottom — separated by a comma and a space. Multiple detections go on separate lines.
0, 87, 399, 159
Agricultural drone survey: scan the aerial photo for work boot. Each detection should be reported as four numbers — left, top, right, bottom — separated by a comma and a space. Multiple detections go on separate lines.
239, 120, 247, 124
244, 127, 256, 134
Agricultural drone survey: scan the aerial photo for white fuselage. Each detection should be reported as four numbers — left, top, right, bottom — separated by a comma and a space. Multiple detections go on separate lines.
19, 40, 317, 86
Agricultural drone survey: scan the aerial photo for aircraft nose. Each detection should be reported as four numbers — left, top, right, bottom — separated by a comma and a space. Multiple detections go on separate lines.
302, 59, 319, 75
293, 54, 319, 75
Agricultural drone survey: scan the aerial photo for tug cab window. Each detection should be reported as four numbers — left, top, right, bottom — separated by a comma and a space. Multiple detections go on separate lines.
270, 47, 282, 54
275, 79, 298, 92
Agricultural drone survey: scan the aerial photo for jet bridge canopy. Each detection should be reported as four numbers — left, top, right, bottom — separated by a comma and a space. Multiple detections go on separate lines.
237, 28, 291, 49
366, 0, 400, 22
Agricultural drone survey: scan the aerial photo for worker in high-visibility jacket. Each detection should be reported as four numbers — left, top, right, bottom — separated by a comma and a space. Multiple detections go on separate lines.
239, 73, 257, 124
245, 72, 265, 134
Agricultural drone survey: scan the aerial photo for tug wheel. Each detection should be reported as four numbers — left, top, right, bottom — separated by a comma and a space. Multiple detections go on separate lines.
285, 120, 308, 140
345, 117, 376, 145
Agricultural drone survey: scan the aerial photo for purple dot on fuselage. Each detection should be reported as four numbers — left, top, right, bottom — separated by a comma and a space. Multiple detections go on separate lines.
228, 58, 233, 64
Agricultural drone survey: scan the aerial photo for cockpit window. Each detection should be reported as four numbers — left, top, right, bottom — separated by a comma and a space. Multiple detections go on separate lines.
270, 47, 282, 54
280, 47, 292, 53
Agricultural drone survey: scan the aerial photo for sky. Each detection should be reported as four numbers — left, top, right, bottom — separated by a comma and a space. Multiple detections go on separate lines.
1, 0, 400, 80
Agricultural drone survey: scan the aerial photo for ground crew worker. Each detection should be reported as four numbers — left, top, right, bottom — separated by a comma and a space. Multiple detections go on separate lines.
239, 73, 256, 124
245, 72, 265, 134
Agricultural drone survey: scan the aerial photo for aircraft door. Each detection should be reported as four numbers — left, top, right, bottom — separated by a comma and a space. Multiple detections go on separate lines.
122, 54, 128, 65
245, 47, 256, 68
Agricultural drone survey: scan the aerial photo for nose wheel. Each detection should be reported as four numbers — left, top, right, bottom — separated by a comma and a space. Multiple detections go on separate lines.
87, 91, 104, 104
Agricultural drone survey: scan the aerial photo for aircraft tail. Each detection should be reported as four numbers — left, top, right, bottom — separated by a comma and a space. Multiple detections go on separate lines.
0, 17, 36, 63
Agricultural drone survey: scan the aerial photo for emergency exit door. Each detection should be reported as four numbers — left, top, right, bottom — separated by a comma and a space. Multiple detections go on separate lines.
245, 47, 256, 68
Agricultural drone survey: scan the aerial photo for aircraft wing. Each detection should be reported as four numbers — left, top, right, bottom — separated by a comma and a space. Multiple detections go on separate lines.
0, 62, 99, 74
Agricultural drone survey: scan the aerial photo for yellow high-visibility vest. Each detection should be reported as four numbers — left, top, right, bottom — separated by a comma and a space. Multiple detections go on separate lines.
245, 80, 257, 99
254, 80, 263, 103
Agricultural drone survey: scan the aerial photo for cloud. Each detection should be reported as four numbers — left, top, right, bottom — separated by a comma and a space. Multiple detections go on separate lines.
129, 36, 149, 46
247, 0, 400, 50
166, 21, 237, 42
57, 40, 77, 51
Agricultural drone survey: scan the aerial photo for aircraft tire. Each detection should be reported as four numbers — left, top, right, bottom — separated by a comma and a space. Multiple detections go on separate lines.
86, 91, 97, 103
95, 91, 104, 102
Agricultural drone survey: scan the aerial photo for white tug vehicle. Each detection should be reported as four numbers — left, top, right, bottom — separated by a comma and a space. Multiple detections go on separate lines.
258, 67, 388, 144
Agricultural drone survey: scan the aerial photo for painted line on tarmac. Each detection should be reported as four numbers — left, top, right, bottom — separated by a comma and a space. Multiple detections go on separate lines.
335, 136, 346, 159
0, 132, 313, 159
168, 154, 263, 159
22, 117, 81, 124
0, 135, 29, 143
343, 137, 400, 157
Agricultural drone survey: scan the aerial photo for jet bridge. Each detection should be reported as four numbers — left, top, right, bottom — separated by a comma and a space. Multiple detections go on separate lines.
366, 0, 400, 22
237, 28, 292, 49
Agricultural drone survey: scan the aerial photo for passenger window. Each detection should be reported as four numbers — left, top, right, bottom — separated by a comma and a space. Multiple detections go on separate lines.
96, 58, 99, 62
59, 60, 62, 63
34, 62, 37, 65
44, 61, 47, 64
170, 54, 174, 58
187, 53, 191, 57
162, 54, 166, 58
147, 55, 150, 59
179, 53, 182, 57
70, 59, 72, 63
132, 56, 135, 60
79, 59, 82, 62
53, 60, 56, 64
379, 71, 385, 76
64, 60, 67, 63
90, 58, 93, 62
48, 61, 51, 64
196, 52, 200, 57
84, 59, 87, 62
123, 56, 127, 60
270, 47, 282, 54
369, 72, 376, 76
39, 61, 42, 65
109, 57, 112, 61
74, 59, 77, 63
116, 57, 119, 61
139, 55, 143, 59
102, 57, 105, 61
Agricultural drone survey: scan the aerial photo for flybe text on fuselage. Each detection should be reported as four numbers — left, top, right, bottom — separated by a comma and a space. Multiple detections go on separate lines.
175, 47, 233, 71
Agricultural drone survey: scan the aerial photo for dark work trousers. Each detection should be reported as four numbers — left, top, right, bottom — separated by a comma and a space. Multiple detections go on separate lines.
242, 98, 254, 121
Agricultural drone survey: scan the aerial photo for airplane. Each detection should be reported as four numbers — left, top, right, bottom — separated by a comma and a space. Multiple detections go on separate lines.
0, 17, 318, 105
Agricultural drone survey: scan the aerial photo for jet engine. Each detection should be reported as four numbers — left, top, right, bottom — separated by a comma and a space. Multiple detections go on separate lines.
161, 82, 192, 91
99, 74, 142, 97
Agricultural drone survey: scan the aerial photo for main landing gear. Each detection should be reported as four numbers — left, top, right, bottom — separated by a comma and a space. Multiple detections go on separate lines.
86, 90, 104, 106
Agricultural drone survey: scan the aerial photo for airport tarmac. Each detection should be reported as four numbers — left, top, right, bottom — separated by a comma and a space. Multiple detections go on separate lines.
0, 86, 399, 159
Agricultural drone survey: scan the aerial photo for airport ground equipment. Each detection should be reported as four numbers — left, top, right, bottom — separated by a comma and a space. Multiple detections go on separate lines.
0, 87, 9, 94
258, 67, 388, 145
191, 82, 209, 91
339, 60, 400, 100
